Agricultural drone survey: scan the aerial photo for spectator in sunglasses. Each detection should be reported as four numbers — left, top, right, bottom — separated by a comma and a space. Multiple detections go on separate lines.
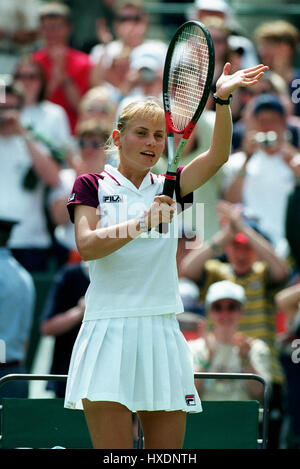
13, 55, 72, 157
77, 85, 118, 127
189, 280, 271, 402
89, 0, 167, 99
49, 119, 110, 265
0, 82, 61, 272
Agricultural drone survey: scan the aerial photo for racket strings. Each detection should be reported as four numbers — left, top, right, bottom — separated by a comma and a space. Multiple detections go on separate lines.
168, 26, 210, 130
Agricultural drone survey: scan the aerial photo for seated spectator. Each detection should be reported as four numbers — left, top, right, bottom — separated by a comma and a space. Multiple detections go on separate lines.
32, 2, 93, 133
222, 93, 298, 255
0, 0, 41, 74
40, 260, 90, 397
89, 0, 167, 99
189, 281, 271, 402
0, 82, 61, 272
77, 85, 118, 128
254, 20, 300, 117
181, 200, 288, 447
49, 119, 110, 264
0, 216, 35, 402
13, 55, 72, 156
275, 283, 300, 448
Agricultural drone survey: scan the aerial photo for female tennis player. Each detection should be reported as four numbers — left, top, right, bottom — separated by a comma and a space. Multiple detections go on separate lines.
64, 62, 268, 449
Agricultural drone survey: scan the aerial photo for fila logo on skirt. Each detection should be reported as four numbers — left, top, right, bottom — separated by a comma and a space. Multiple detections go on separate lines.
185, 394, 196, 406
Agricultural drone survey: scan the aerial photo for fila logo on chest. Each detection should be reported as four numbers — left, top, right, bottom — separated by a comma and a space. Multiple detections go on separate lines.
103, 195, 124, 203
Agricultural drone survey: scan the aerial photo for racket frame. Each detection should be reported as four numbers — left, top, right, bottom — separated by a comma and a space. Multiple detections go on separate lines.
162, 20, 215, 192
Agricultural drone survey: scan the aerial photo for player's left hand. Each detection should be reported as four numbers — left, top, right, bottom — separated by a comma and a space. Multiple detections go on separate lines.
215, 63, 269, 100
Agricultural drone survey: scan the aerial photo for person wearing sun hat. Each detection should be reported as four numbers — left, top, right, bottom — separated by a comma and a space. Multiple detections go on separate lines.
0, 214, 35, 402
205, 280, 245, 308
189, 279, 272, 401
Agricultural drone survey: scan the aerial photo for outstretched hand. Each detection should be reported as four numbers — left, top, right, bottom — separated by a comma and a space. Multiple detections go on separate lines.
215, 63, 269, 100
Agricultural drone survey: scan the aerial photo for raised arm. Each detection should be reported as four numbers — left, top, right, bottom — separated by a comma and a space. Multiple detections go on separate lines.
218, 200, 288, 283
180, 64, 268, 197
180, 224, 233, 282
275, 283, 300, 318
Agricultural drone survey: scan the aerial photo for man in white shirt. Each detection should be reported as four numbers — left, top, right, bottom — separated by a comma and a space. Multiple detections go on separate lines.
0, 83, 60, 272
222, 93, 298, 256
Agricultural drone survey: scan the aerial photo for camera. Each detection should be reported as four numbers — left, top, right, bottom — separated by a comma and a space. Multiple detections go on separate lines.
254, 131, 278, 148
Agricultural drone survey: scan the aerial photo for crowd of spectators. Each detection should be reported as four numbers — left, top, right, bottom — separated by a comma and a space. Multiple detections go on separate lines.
0, 0, 300, 449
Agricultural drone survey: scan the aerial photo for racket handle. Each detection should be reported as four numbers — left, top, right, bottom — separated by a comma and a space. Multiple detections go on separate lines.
157, 171, 177, 234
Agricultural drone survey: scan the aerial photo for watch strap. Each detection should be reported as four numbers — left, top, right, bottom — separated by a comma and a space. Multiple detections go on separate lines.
213, 93, 233, 105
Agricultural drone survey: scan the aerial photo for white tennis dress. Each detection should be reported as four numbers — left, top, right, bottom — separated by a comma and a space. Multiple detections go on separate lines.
64, 164, 202, 413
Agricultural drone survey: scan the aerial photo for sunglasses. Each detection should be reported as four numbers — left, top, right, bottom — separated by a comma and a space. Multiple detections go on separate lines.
86, 105, 111, 114
115, 15, 143, 22
14, 73, 40, 81
210, 301, 241, 313
79, 138, 105, 149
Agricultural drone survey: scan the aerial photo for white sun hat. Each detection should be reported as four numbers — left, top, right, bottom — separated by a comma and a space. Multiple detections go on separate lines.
205, 280, 246, 309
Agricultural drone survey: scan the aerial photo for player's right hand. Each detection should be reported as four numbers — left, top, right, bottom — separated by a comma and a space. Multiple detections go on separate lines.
146, 195, 176, 229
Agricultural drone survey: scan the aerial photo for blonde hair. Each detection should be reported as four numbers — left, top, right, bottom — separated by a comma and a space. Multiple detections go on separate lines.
254, 20, 299, 52
117, 97, 164, 135
106, 97, 165, 154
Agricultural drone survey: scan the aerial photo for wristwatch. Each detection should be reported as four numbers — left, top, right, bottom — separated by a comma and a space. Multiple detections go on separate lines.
213, 93, 233, 105
139, 210, 149, 232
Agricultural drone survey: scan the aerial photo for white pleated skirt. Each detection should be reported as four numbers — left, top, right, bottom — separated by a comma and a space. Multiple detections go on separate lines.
64, 313, 202, 413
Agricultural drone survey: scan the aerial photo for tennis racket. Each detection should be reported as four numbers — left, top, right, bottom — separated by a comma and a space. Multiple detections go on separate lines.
158, 21, 215, 233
